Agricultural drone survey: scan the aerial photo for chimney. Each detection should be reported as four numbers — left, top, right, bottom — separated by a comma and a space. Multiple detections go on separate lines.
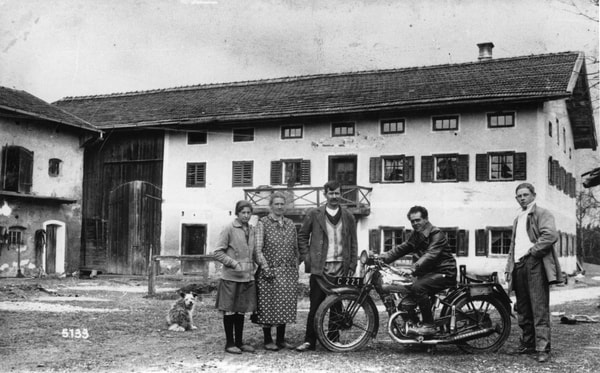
477, 42, 494, 61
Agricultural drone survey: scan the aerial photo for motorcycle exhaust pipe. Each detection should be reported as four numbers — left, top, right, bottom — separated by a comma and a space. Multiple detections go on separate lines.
388, 324, 496, 345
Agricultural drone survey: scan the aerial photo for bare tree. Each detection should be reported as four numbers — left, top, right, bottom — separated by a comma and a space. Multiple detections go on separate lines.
576, 188, 600, 262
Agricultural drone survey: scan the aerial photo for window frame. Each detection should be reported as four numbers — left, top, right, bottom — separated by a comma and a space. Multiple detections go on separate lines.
488, 227, 512, 256
186, 162, 207, 188
232, 160, 254, 187
434, 153, 459, 182
380, 119, 405, 135
382, 155, 407, 183
487, 111, 515, 128
432, 115, 459, 131
488, 152, 515, 181
232, 128, 255, 143
331, 122, 355, 137
281, 125, 303, 140
48, 158, 62, 177
187, 131, 208, 145
382, 227, 404, 253
1, 145, 34, 193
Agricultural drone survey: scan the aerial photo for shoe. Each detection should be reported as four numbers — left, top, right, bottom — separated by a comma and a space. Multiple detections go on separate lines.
238, 344, 255, 353
295, 342, 316, 352
276, 341, 295, 349
537, 351, 550, 363
511, 345, 536, 355
409, 324, 437, 336
225, 346, 242, 354
264, 342, 280, 351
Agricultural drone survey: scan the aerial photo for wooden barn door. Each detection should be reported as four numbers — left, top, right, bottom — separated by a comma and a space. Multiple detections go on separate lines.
108, 181, 162, 274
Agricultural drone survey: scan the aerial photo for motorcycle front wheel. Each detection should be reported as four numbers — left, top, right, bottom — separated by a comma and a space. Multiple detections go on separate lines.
314, 293, 378, 352
446, 294, 511, 353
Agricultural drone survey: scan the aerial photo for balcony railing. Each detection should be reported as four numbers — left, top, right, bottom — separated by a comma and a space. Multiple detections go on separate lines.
243, 185, 372, 217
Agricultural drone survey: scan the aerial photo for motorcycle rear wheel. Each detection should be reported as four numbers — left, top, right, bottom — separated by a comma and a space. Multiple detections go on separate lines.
445, 294, 511, 353
314, 293, 377, 352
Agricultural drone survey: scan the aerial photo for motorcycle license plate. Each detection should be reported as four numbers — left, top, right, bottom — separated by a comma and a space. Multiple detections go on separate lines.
334, 276, 364, 287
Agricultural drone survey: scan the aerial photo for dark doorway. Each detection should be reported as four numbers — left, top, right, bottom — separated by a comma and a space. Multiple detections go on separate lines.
329, 155, 358, 205
46, 225, 58, 273
181, 224, 207, 275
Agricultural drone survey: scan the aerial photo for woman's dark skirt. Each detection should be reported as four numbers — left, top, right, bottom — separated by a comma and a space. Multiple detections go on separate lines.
215, 279, 257, 314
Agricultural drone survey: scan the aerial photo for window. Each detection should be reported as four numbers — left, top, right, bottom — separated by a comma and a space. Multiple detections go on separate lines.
48, 158, 62, 177
489, 153, 514, 180
380, 119, 405, 134
476, 152, 526, 182
332, 122, 355, 137
281, 125, 303, 139
563, 128, 566, 153
1, 145, 33, 193
443, 229, 458, 254
556, 119, 560, 145
383, 228, 404, 252
8, 229, 23, 246
490, 229, 512, 255
475, 227, 511, 256
548, 121, 552, 137
232, 161, 253, 187
370, 156, 415, 183
440, 228, 468, 256
233, 128, 254, 142
569, 148, 572, 159
186, 162, 206, 187
487, 112, 515, 128
548, 157, 554, 185
432, 115, 459, 131
270, 159, 310, 186
421, 154, 469, 182
187, 131, 207, 145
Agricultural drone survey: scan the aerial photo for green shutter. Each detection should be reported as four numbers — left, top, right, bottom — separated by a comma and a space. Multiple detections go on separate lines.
421, 156, 434, 182
514, 152, 527, 180
270, 161, 282, 185
457, 154, 469, 182
300, 160, 311, 185
369, 157, 382, 183
475, 154, 488, 181
404, 156, 415, 182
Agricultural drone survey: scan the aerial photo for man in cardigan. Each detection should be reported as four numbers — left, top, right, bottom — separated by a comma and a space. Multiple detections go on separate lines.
505, 183, 562, 363
296, 180, 358, 351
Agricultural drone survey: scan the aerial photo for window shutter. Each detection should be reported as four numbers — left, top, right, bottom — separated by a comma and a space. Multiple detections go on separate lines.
552, 160, 559, 186
18, 147, 33, 193
300, 160, 311, 185
457, 229, 468, 257
369, 157, 382, 183
548, 157, 554, 185
513, 152, 526, 180
475, 154, 488, 181
404, 156, 415, 182
369, 229, 381, 254
270, 161, 282, 185
475, 229, 488, 256
421, 156, 434, 182
1, 146, 7, 190
457, 154, 469, 182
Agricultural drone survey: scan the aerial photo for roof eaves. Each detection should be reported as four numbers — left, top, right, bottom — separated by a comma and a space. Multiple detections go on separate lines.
566, 52, 586, 93
0, 104, 102, 133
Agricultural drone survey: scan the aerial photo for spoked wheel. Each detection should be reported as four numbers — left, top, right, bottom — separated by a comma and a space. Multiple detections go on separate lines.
314, 293, 378, 352
447, 295, 511, 353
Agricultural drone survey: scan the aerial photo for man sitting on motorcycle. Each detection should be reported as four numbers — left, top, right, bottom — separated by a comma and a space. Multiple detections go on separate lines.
378, 206, 457, 336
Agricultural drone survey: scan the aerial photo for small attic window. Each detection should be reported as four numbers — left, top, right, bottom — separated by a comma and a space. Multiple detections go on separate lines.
49, 158, 62, 177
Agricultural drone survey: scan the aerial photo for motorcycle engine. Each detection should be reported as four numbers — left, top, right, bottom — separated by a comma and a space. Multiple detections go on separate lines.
380, 267, 412, 294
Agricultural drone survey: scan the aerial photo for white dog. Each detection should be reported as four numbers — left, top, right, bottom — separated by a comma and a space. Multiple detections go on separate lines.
166, 292, 198, 331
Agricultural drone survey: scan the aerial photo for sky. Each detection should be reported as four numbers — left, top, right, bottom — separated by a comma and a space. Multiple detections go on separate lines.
1, 0, 598, 103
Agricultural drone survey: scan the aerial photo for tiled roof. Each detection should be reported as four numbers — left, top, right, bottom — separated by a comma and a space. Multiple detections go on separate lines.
0, 86, 99, 132
53, 52, 595, 147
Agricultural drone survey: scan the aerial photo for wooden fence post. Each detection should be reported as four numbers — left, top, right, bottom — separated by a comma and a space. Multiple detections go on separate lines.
147, 256, 156, 296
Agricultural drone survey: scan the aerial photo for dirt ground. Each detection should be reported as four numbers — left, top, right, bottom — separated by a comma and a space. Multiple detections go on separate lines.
1, 269, 600, 373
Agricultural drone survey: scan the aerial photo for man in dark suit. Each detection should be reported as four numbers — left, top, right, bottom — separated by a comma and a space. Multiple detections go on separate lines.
295, 180, 358, 351
505, 183, 562, 363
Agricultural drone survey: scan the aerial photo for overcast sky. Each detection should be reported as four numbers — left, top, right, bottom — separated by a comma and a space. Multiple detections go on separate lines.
1, 0, 598, 103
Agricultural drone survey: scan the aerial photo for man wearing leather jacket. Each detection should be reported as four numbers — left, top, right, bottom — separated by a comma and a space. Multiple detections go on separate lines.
379, 205, 457, 336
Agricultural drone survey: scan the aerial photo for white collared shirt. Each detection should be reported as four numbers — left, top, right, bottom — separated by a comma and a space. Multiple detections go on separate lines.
513, 202, 535, 261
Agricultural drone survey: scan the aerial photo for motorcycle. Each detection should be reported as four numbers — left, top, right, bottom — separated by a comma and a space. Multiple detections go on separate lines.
314, 251, 512, 353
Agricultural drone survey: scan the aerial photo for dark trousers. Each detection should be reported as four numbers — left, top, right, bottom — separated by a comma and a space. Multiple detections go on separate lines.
304, 275, 341, 346
410, 272, 456, 324
512, 257, 551, 352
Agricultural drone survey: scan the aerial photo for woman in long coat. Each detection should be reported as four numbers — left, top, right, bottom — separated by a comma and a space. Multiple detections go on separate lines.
213, 200, 258, 354
254, 192, 299, 351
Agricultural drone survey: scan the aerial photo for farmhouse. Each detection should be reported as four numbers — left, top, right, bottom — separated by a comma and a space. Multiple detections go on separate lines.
54, 43, 597, 278
0, 86, 101, 277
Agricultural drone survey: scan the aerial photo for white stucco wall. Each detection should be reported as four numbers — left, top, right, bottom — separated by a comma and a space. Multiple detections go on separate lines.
160, 101, 580, 278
